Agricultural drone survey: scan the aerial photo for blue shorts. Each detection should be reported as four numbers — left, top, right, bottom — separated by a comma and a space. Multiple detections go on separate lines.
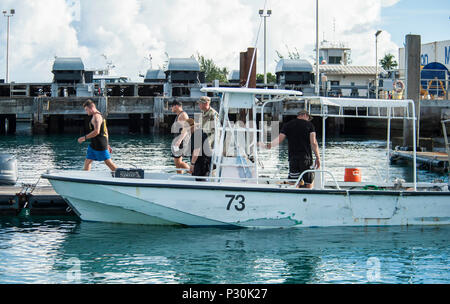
86, 145, 111, 161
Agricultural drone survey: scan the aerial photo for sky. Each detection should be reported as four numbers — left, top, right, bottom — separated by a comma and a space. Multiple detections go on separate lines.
0, 0, 448, 83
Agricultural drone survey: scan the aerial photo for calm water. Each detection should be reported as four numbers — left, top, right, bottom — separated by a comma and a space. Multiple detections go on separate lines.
0, 131, 449, 283
0, 219, 448, 284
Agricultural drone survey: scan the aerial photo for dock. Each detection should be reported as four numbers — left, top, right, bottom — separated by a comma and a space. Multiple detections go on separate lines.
0, 186, 75, 217
390, 150, 449, 173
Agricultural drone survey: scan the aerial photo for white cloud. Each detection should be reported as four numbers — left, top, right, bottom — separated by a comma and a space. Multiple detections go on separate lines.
0, 0, 400, 82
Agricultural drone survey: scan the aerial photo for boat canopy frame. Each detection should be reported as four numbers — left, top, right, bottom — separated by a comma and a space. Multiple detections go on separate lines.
201, 88, 418, 190
302, 96, 417, 190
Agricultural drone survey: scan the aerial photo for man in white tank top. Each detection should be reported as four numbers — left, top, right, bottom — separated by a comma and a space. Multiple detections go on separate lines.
170, 100, 190, 173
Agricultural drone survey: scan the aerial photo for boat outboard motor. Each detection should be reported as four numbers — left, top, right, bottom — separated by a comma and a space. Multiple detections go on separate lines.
0, 154, 18, 185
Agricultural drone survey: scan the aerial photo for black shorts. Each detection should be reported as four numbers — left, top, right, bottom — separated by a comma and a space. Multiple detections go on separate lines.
288, 157, 314, 184
171, 142, 184, 158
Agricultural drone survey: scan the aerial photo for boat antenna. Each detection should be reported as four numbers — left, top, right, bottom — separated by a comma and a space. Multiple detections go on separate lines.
245, 0, 267, 88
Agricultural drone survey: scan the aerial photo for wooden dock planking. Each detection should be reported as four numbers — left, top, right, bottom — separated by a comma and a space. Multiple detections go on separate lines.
393, 151, 448, 161
0, 186, 57, 196
391, 150, 449, 172
0, 186, 75, 216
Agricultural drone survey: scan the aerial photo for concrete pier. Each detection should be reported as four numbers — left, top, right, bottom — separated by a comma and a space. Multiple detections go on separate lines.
0, 95, 449, 138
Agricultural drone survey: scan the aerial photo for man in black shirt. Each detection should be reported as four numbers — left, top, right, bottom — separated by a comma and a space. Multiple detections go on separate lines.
185, 119, 212, 180
260, 110, 320, 188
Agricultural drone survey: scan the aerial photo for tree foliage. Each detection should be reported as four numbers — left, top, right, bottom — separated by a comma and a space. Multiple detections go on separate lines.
196, 53, 229, 83
257, 73, 277, 83
380, 53, 398, 70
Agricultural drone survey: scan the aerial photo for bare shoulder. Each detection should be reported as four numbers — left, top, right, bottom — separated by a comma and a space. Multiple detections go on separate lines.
92, 112, 103, 124
179, 111, 189, 121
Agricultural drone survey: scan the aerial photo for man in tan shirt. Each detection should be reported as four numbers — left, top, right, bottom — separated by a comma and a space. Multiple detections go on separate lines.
197, 96, 219, 148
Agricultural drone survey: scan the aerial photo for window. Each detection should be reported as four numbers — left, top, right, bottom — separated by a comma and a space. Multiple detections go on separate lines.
328, 56, 341, 64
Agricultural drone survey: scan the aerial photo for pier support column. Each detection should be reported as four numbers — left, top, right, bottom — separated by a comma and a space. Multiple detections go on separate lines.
403, 34, 421, 147
129, 114, 142, 134
153, 97, 165, 132
0, 115, 5, 135
6, 114, 16, 135
142, 113, 151, 134
48, 115, 64, 134
32, 97, 47, 134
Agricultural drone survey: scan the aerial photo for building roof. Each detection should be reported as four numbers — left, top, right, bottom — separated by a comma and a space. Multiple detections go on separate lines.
145, 69, 166, 80
275, 59, 313, 73
228, 70, 240, 81
167, 58, 200, 71
52, 57, 85, 71
317, 65, 385, 75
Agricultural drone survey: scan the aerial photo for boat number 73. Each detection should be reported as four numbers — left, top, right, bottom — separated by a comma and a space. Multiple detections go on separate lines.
225, 194, 246, 211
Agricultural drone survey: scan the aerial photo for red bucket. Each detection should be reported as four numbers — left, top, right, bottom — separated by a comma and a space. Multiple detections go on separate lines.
344, 168, 361, 182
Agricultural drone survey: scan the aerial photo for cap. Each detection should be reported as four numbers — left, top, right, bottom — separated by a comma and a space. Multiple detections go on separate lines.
171, 100, 182, 107
197, 96, 211, 104
297, 109, 313, 121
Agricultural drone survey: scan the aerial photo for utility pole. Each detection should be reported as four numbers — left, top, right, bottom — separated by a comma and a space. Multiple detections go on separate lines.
315, 0, 320, 96
3, 9, 15, 83
259, 8, 272, 86
375, 30, 382, 99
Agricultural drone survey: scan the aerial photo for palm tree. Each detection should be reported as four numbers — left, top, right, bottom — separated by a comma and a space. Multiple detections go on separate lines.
380, 53, 398, 70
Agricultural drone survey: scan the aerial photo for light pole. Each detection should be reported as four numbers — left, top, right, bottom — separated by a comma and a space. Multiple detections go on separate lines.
375, 30, 382, 99
3, 9, 15, 83
315, 0, 320, 96
259, 8, 271, 86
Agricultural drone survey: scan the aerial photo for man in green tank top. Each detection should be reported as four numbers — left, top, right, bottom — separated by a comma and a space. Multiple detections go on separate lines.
77, 99, 118, 171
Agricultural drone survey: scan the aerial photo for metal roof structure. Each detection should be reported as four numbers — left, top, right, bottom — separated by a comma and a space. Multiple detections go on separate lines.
275, 59, 313, 73
317, 65, 386, 76
52, 57, 85, 71
166, 58, 200, 72
228, 70, 240, 81
145, 69, 166, 80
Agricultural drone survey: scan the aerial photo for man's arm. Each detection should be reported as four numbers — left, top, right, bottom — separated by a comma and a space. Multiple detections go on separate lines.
310, 132, 321, 169
189, 148, 201, 173
259, 133, 286, 149
77, 114, 102, 144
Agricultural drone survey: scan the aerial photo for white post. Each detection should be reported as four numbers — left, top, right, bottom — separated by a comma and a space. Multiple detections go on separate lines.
386, 107, 391, 182
321, 99, 326, 189
411, 100, 417, 191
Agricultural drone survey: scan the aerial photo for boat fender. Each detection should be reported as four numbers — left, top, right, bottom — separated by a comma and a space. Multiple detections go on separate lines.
114, 168, 145, 179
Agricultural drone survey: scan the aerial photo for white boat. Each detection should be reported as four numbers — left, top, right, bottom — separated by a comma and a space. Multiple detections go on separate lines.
42, 87, 450, 228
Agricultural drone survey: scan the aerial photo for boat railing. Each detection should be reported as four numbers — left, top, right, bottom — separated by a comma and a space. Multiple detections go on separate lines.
165, 172, 340, 188
296, 169, 341, 190
325, 165, 384, 182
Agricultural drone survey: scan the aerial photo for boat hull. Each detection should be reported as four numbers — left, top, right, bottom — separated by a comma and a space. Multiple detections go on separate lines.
48, 176, 450, 228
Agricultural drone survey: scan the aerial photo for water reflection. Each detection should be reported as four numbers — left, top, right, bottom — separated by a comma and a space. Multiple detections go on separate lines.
0, 218, 449, 283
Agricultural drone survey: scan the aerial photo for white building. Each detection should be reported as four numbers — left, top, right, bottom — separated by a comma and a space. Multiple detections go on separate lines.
318, 41, 384, 97
399, 39, 450, 71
